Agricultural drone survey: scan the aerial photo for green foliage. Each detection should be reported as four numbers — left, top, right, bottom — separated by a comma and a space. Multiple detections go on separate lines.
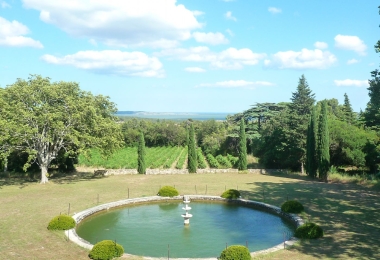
216, 155, 232, 168
175, 147, 188, 169
137, 133, 146, 174
227, 153, 239, 167
306, 106, 318, 178
196, 148, 207, 169
157, 186, 179, 197
206, 153, 220, 168
0, 75, 122, 183
219, 245, 251, 260
281, 200, 304, 213
295, 222, 324, 239
221, 189, 241, 199
187, 124, 197, 173
88, 240, 124, 260
318, 101, 330, 181
47, 215, 75, 230
238, 119, 247, 170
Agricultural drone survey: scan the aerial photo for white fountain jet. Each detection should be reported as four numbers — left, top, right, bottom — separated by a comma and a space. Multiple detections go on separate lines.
181, 195, 193, 225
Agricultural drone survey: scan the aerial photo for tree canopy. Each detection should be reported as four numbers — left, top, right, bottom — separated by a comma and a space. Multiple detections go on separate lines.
0, 75, 122, 183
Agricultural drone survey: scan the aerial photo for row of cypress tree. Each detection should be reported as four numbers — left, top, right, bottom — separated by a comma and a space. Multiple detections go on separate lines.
136, 120, 248, 174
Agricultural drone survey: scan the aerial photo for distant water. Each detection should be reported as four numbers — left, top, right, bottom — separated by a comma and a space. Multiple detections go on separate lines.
116, 111, 234, 121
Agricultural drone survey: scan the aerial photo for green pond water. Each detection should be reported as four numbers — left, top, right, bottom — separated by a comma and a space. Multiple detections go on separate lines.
76, 201, 295, 258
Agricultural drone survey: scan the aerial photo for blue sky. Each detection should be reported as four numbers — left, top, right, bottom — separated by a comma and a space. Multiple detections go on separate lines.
0, 0, 378, 113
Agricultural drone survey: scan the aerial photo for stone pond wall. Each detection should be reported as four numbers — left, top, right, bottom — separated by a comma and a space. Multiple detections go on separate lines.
66, 195, 303, 259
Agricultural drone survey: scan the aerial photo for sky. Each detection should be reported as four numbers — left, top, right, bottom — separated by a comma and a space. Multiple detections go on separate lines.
0, 0, 378, 113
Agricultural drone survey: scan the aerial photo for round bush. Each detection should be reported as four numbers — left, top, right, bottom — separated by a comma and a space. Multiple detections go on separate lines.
89, 240, 124, 260
157, 186, 179, 197
219, 245, 251, 260
47, 215, 75, 230
281, 200, 304, 213
295, 222, 324, 239
221, 189, 241, 199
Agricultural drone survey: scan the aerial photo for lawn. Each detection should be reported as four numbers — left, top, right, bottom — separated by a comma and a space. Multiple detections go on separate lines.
0, 170, 379, 259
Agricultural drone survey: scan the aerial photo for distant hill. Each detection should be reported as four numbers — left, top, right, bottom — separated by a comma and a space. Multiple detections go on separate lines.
116, 111, 233, 121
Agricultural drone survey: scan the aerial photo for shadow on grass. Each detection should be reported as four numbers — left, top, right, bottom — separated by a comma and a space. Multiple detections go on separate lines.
0, 171, 105, 187
240, 180, 380, 259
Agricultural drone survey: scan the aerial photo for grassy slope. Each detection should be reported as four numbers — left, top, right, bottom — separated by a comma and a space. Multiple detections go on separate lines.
0, 172, 379, 260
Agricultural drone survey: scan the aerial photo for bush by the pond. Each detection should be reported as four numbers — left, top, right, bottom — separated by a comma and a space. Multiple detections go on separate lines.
157, 186, 179, 197
295, 222, 324, 239
221, 189, 241, 199
89, 240, 124, 260
219, 245, 251, 260
47, 215, 75, 230
281, 200, 304, 213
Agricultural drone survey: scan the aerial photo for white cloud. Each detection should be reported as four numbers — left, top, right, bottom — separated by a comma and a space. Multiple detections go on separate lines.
225, 11, 237, 21
264, 48, 336, 69
198, 80, 274, 89
192, 10, 204, 16
334, 34, 367, 55
41, 50, 164, 77
334, 79, 368, 87
158, 46, 266, 70
184, 67, 206, 73
0, 16, 43, 48
268, 7, 282, 14
347, 58, 359, 65
314, 41, 328, 49
1, 1, 10, 8
22, 0, 202, 48
192, 32, 229, 45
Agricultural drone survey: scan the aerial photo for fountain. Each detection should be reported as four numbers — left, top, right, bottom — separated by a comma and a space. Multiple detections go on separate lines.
181, 196, 193, 225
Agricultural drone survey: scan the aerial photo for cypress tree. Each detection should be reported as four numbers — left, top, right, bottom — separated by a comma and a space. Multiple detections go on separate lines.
187, 123, 197, 173
318, 101, 330, 182
137, 132, 146, 174
306, 106, 318, 178
238, 118, 248, 171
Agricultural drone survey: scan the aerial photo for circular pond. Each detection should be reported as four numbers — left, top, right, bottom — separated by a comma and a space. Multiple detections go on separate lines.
76, 200, 295, 258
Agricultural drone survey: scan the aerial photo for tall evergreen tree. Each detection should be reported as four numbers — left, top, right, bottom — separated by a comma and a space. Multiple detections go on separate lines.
306, 106, 318, 178
287, 75, 316, 173
137, 132, 146, 174
343, 93, 355, 124
238, 118, 248, 170
187, 123, 197, 173
364, 6, 380, 130
318, 101, 330, 182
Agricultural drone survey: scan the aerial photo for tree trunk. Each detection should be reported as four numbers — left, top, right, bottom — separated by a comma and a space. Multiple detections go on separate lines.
301, 161, 304, 175
40, 165, 49, 184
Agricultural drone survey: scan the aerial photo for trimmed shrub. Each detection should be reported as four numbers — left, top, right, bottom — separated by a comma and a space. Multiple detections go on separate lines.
206, 153, 220, 168
216, 155, 232, 168
219, 245, 251, 260
295, 222, 324, 239
157, 186, 179, 197
89, 240, 124, 260
221, 189, 241, 199
47, 215, 75, 230
281, 200, 304, 213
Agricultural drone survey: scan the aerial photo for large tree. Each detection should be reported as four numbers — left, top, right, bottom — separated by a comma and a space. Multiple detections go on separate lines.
238, 118, 247, 171
343, 93, 355, 124
364, 6, 380, 130
187, 123, 197, 173
318, 101, 330, 182
0, 75, 122, 183
286, 75, 315, 173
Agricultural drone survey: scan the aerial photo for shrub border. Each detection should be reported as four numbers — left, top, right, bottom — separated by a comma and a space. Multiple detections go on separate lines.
66, 195, 304, 259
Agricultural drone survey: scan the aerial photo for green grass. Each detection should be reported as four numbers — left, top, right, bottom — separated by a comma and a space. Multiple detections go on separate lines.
0, 171, 379, 259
